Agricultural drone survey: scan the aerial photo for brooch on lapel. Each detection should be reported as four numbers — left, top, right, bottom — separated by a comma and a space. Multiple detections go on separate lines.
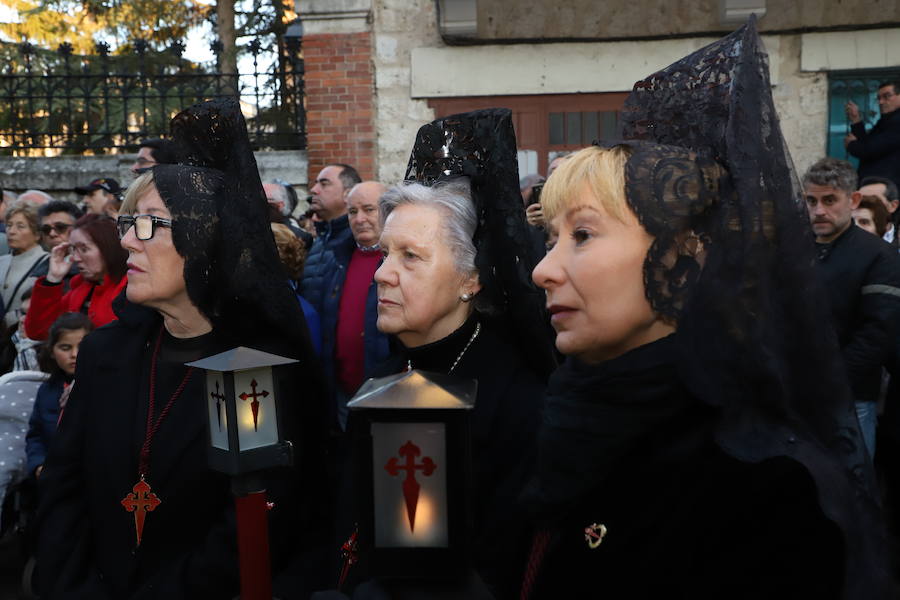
584, 522, 608, 549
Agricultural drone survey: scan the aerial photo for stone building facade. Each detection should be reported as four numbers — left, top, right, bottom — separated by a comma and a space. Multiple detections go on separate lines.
297, 0, 900, 184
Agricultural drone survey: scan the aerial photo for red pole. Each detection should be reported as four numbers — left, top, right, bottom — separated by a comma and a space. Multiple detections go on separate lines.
234, 489, 272, 600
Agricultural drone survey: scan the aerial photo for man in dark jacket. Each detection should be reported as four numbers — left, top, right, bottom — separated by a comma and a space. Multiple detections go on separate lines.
804, 157, 900, 458
845, 81, 900, 187
301, 164, 361, 310
859, 176, 900, 249
302, 178, 390, 430
299, 165, 392, 426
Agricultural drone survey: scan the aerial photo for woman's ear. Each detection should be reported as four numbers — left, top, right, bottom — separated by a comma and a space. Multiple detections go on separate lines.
463, 271, 482, 298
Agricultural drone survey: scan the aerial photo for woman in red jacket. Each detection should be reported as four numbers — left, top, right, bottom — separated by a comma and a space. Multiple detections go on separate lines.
25, 214, 128, 340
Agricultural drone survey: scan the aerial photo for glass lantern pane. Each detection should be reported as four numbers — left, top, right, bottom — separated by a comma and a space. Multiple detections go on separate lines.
371, 422, 448, 548
206, 371, 229, 450
548, 112, 564, 145
233, 367, 279, 450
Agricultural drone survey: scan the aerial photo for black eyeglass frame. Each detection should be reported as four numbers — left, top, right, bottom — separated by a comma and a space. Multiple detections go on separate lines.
117, 214, 173, 241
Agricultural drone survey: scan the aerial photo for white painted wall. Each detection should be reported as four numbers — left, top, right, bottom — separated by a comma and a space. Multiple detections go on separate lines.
801, 28, 900, 72
411, 37, 783, 97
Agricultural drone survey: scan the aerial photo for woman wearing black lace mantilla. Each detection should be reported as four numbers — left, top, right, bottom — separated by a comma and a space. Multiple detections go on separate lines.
520, 20, 890, 599
332, 108, 555, 598
35, 99, 329, 599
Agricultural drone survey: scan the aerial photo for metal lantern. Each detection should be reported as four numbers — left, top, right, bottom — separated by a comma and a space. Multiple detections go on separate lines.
348, 369, 476, 579
187, 347, 297, 476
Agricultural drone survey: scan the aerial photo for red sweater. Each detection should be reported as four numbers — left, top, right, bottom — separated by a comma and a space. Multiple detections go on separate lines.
25, 274, 127, 341
335, 247, 381, 394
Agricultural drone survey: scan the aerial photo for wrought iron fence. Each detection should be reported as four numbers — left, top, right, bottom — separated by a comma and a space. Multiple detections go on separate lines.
0, 36, 305, 155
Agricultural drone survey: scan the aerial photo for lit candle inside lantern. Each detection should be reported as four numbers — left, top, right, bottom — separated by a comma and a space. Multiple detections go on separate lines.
373, 423, 449, 548
393, 492, 444, 545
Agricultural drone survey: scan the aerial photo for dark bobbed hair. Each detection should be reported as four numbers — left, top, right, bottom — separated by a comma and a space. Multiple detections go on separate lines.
858, 195, 890, 237
72, 214, 128, 282
139, 137, 177, 165
38, 312, 93, 381
39, 199, 83, 221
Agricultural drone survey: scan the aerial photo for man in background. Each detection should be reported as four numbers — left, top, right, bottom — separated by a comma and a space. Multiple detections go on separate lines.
804, 157, 900, 458
74, 178, 121, 217
846, 81, 900, 186
131, 138, 176, 175
38, 200, 82, 251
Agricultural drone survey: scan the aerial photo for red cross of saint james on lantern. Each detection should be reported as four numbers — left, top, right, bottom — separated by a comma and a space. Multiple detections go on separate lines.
121, 477, 161, 547
238, 379, 269, 431
384, 440, 436, 532
210, 380, 226, 432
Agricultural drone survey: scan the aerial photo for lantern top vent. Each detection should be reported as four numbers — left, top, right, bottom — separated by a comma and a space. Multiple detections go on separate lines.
186, 346, 298, 372
348, 370, 476, 410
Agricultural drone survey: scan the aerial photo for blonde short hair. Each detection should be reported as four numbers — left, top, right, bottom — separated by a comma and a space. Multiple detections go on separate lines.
5, 201, 40, 235
121, 171, 156, 215
541, 145, 631, 223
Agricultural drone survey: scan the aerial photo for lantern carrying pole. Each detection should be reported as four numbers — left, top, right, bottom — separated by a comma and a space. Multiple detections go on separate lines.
233, 474, 272, 600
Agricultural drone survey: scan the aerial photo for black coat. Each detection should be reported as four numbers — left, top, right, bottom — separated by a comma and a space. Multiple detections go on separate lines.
849, 110, 900, 187
527, 427, 845, 599
36, 299, 327, 599
815, 222, 900, 403
524, 338, 847, 600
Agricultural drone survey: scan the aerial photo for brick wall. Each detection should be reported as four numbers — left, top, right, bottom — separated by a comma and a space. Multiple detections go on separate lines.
303, 31, 376, 181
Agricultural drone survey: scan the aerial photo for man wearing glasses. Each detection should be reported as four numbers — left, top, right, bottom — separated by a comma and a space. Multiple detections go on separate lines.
131, 138, 176, 176
845, 81, 900, 188
38, 200, 83, 251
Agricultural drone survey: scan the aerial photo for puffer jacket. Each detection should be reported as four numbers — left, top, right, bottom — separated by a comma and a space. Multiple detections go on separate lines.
299, 215, 353, 313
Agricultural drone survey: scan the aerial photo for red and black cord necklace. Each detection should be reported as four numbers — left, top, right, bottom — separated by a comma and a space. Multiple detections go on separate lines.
120, 326, 195, 547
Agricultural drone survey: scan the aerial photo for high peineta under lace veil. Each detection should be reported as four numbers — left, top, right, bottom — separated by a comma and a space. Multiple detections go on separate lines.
590, 16, 889, 597
154, 98, 316, 358
404, 108, 557, 378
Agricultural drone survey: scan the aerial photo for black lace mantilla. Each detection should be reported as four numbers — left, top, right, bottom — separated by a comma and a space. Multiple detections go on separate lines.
404, 108, 555, 377
154, 98, 315, 357
601, 17, 887, 598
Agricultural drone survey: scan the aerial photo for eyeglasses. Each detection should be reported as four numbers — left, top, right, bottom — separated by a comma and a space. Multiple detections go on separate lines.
117, 214, 173, 241
39, 222, 73, 236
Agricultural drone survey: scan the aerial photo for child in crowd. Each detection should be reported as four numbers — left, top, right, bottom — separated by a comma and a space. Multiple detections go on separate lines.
25, 313, 92, 479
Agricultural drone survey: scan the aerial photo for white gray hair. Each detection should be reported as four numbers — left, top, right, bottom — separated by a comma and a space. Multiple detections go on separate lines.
379, 179, 477, 276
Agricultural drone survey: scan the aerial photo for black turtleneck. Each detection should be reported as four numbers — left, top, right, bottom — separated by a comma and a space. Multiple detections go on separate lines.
404, 314, 479, 373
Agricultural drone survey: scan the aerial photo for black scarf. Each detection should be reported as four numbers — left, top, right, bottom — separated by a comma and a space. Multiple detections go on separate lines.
524, 335, 697, 522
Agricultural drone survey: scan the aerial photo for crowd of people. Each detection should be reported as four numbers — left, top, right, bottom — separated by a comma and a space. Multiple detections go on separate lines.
0, 18, 896, 600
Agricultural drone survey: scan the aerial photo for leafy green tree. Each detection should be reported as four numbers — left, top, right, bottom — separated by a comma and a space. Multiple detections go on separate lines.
0, 0, 210, 54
